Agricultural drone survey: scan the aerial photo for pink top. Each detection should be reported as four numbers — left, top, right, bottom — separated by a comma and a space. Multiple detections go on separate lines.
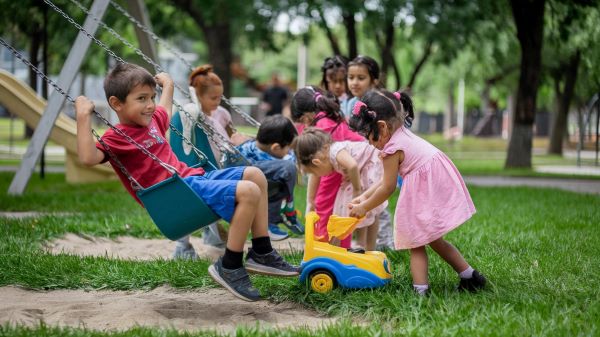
310, 112, 364, 246
313, 112, 363, 142
97, 106, 205, 205
381, 127, 476, 249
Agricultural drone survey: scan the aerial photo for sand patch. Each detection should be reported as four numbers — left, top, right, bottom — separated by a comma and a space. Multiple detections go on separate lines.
45, 234, 305, 262
0, 285, 334, 333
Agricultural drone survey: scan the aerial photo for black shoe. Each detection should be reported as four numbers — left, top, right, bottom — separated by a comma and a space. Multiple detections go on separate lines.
458, 270, 487, 292
245, 248, 299, 277
281, 212, 305, 235
347, 247, 366, 254
208, 257, 261, 301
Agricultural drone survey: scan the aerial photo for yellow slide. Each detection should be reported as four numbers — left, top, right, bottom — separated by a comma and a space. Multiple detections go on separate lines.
0, 69, 114, 183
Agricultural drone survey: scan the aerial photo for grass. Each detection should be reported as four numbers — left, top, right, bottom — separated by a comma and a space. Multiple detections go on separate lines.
1, 172, 599, 336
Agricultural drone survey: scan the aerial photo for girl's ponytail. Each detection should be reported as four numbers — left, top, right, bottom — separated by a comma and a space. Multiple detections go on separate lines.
393, 91, 414, 128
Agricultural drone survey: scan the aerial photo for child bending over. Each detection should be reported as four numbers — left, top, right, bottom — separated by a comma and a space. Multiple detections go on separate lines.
348, 89, 486, 296
75, 63, 297, 302
294, 128, 387, 251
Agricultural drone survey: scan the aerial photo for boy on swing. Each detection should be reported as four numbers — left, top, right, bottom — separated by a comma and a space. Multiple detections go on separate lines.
75, 63, 298, 302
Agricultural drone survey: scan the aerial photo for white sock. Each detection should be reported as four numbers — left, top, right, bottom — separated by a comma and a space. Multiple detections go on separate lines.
413, 284, 429, 295
459, 266, 474, 279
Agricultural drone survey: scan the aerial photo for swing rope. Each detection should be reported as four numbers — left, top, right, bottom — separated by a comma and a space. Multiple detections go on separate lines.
106, 0, 261, 128
44, 0, 249, 167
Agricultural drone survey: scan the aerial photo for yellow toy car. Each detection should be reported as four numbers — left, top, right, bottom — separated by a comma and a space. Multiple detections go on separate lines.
299, 212, 393, 293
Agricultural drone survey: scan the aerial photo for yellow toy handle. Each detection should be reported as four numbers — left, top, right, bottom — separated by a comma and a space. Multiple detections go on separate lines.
327, 215, 364, 241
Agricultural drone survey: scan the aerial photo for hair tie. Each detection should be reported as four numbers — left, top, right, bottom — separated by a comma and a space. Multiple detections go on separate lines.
393, 92, 401, 100
352, 101, 367, 116
314, 92, 322, 102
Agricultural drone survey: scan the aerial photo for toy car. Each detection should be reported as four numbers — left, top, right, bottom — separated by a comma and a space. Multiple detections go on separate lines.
299, 211, 393, 293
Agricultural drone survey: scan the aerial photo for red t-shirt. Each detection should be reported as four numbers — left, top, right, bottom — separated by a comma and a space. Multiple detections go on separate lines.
96, 105, 205, 204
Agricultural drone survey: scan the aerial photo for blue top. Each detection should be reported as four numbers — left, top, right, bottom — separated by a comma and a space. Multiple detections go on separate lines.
342, 96, 359, 120
236, 140, 296, 164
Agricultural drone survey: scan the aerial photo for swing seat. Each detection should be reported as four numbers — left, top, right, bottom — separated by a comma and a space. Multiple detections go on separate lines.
137, 173, 220, 241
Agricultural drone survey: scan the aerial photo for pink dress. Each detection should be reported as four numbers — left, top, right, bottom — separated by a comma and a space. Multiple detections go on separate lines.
310, 112, 364, 247
381, 127, 476, 249
330, 141, 387, 228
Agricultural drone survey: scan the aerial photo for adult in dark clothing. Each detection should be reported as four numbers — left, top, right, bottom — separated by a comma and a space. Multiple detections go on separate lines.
262, 73, 288, 117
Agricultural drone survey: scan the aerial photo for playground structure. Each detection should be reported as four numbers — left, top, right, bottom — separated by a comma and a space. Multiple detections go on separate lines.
0, 69, 114, 183
299, 212, 392, 293
3, 0, 257, 195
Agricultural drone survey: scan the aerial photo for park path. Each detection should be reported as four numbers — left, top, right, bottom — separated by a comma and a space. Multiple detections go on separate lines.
464, 176, 600, 195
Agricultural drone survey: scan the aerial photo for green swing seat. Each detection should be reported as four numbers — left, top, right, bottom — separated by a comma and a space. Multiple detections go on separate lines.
136, 172, 220, 241
132, 111, 221, 241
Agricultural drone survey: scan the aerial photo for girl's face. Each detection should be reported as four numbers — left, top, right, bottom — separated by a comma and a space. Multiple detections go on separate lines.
325, 69, 347, 98
347, 65, 375, 98
198, 84, 223, 115
366, 121, 392, 150
302, 150, 334, 177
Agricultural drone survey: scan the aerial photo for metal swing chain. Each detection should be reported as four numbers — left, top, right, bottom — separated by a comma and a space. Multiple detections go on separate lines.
0, 37, 183, 191
107, 0, 261, 128
45, 0, 248, 165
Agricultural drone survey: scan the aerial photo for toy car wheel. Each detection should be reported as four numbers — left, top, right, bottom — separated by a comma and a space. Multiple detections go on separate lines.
309, 270, 336, 293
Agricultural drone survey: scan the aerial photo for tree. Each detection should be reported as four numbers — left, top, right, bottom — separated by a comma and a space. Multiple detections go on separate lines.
167, 0, 283, 97
545, 1, 598, 155
505, 0, 546, 168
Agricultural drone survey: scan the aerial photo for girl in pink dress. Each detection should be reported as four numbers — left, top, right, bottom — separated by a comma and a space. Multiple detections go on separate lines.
347, 89, 486, 295
291, 86, 364, 248
294, 128, 387, 251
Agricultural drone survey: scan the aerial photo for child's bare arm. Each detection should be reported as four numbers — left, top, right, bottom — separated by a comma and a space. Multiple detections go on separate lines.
155, 72, 174, 119
75, 96, 105, 166
335, 149, 361, 197
349, 151, 402, 217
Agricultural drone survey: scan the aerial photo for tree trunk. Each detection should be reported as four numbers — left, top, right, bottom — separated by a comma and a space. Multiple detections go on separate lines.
406, 40, 433, 90
201, 24, 233, 98
548, 51, 580, 155
169, 0, 233, 97
377, 23, 395, 89
505, 0, 545, 168
342, 11, 357, 59
316, 7, 342, 56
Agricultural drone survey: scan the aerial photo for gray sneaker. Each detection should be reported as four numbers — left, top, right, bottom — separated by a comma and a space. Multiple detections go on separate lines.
208, 258, 261, 302
245, 248, 299, 277
173, 242, 198, 260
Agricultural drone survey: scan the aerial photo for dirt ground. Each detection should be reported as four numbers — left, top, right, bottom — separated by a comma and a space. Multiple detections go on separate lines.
0, 234, 336, 333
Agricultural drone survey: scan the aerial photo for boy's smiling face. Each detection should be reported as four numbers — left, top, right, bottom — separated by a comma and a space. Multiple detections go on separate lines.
111, 84, 156, 127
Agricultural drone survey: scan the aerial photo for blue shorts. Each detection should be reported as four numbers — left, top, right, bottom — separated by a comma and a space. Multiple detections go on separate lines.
183, 166, 246, 223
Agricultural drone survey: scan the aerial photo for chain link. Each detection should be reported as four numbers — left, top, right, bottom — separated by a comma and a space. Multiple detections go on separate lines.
107, 0, 261, 128
45, 0, 247, 164
0, 37, 179, 187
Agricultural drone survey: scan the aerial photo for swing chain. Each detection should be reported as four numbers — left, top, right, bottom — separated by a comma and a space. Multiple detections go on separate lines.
46, 0, 249, 164
107, 0, 261, 128
0, 37, 178, 181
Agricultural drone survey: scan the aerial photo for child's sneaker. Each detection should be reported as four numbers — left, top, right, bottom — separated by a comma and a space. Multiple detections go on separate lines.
281, 210, 305, 234
457, 270, 487, 292
172, 242, 198, 260
245, 248, 299, 276
268, 224, 289, 241
208, 257, 261, 302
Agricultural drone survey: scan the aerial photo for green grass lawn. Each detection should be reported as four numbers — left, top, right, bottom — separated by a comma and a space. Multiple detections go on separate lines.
1, 172, 599, 336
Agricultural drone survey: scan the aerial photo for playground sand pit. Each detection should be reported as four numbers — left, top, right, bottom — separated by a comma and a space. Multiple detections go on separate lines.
3, 236, 329, 332
45, 234, 305, 261
0, 285, 335, 333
